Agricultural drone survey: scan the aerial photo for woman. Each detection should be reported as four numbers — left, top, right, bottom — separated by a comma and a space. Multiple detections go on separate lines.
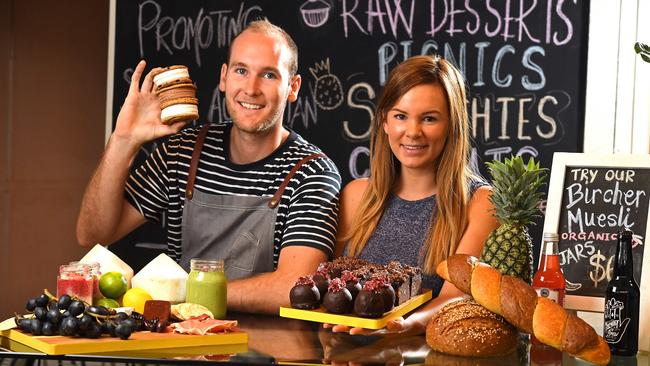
329, 55, 498, 335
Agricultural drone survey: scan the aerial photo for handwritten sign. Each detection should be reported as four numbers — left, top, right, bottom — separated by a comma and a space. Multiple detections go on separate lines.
543, 153, 650, 352
558, 166, 648, 297
109, 0, 589, 184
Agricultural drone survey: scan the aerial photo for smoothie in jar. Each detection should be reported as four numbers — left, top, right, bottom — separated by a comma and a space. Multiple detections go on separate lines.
186, 259, 227, 319
57, 262, 94, 304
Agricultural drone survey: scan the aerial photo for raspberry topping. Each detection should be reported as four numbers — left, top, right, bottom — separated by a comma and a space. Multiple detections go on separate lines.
327, 278, 346, 292
294, 275, 315, 286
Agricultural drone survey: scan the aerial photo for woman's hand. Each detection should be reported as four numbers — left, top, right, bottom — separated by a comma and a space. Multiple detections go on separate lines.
323, 316, 411, 336
113, 60, 187, 149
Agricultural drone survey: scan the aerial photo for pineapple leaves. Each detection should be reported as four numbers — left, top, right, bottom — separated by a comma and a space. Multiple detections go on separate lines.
635, 42, 650, 63
485, 156, 548, 225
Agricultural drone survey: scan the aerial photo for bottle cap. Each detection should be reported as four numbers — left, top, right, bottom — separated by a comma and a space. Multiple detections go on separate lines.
619, 228, 634, 239
543, 232, 559, 242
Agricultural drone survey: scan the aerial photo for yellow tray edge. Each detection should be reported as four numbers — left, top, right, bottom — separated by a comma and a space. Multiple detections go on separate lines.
93, 342, 249, 358
1, 329, 248, 355
280, 290, 432, 329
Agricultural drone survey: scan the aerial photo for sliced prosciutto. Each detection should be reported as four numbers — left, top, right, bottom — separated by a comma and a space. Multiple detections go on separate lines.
168, 314, 238, 335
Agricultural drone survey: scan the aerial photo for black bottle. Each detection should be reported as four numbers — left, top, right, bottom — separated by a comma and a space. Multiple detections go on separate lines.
603, 229, 640, 356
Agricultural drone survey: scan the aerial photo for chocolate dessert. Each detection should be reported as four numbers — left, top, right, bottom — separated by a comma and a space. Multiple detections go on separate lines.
322, 278, 353, 314
376, 275, 396, 312
329, 257, 368, 279
312, 262, 331, 300
385, 264, 410, 306
353, 278, 385, 318
290, 276, 321, 310
404, 265, 423, 296
289, 257, 424, 317
340, 270, 362, 300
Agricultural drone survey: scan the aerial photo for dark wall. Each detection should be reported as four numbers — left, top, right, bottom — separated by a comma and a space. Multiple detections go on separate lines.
0, 0, 109, 319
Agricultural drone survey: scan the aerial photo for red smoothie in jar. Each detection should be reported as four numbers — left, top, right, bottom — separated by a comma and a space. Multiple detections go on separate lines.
57, 263, 94, 304
71, 261, 102, 303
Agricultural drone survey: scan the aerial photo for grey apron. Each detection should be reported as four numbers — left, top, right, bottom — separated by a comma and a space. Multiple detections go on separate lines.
179, 124, 323, 280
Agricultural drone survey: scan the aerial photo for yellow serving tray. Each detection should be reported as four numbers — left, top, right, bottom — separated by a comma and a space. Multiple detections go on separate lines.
0, 328, 248, 355
279, 290, 432, 329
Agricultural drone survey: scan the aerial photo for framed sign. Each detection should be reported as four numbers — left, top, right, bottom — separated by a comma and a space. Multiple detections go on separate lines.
543, 152, 650, 350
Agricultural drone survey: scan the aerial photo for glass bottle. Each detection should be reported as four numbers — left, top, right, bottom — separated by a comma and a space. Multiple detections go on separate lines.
604, 229, 639, 356
186, 259, 227, 319
532, 233, 566, 306
57, 262, 94, 304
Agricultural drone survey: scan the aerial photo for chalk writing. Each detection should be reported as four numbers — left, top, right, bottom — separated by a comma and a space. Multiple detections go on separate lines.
349, 146, 370, 179
340, 0, 416, 38
137, 0, 261, 65
342, 81, 375, 141
285, 85, 319, 130
336, 0, 577, 45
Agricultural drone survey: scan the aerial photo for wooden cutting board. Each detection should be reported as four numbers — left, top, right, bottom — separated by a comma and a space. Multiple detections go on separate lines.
0, 328, 247, 355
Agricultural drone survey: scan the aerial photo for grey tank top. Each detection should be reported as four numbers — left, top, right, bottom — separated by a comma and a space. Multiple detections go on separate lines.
352, 180, 486, 297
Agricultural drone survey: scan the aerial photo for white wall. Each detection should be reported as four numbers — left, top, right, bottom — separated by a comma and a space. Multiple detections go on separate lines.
585, 0, 650, 154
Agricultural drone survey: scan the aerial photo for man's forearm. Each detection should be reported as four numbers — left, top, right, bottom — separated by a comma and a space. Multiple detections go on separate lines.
226, 271, 294, 314
76, 135, 140, 246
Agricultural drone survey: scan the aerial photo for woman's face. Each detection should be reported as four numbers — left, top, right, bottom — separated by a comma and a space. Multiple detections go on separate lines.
383, 83, 450, 173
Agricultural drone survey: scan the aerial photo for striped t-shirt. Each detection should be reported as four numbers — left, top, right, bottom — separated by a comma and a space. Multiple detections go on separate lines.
124, 122, 342, 267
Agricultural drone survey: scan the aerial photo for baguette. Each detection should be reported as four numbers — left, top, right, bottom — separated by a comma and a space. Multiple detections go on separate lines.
437, 254, 611, 366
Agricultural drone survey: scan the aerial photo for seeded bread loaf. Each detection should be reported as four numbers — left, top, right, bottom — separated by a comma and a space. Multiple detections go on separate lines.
426, 299, 518, 357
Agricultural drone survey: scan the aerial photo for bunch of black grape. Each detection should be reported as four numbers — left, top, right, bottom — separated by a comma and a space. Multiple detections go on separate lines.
15, 291, 146, 340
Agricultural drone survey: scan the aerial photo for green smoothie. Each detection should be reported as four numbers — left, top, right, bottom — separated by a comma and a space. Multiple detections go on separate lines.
186, 259, 227, 319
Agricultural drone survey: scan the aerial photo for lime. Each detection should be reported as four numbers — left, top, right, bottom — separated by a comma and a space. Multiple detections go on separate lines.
122, 288, 153, 313
95, 297, 120, 308
99, 272, 128, 299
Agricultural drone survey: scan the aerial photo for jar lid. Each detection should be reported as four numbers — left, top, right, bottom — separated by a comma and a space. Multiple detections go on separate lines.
70, 260, 100, 270
59, 262, 91, 275
190, 258, 224, 271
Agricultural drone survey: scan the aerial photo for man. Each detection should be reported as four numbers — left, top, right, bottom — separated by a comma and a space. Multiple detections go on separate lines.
76, 20, 341, 314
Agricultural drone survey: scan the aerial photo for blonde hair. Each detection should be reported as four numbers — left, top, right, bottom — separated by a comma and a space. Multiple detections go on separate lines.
345, 55, 478, 274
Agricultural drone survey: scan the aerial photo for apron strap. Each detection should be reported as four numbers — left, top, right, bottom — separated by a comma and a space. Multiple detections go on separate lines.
268, 153, 325, 208
186, 123, 211, 200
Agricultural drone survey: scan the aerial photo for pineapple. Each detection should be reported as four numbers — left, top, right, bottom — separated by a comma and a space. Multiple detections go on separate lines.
480, 156, 547, 284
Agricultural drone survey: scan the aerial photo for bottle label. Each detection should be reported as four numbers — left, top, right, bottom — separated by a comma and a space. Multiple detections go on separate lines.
535, 287, 560, 303
604, 297, 631, 344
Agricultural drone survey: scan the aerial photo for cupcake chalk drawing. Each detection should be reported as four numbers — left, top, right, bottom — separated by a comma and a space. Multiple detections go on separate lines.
300, 0, 331, 28
310, 58, 344, 110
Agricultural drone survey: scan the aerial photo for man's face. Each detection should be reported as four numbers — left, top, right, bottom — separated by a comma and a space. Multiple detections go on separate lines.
219, 30, 300, 134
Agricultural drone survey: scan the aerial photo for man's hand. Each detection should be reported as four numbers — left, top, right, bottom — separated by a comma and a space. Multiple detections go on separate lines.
113, 60, 186, 148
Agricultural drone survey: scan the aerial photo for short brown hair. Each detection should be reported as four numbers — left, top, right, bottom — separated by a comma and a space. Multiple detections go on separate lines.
227, 19, 299, 76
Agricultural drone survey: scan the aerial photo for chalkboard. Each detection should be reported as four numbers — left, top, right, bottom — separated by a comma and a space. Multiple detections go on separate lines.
544, 153, 650, 315
108, 0, 590, 264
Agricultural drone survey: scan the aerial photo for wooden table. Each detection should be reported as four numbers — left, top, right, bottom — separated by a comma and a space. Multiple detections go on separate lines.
0, 312, 645, 365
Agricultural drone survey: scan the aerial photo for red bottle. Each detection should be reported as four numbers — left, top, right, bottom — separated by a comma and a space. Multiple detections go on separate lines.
533, 232, 566, 306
